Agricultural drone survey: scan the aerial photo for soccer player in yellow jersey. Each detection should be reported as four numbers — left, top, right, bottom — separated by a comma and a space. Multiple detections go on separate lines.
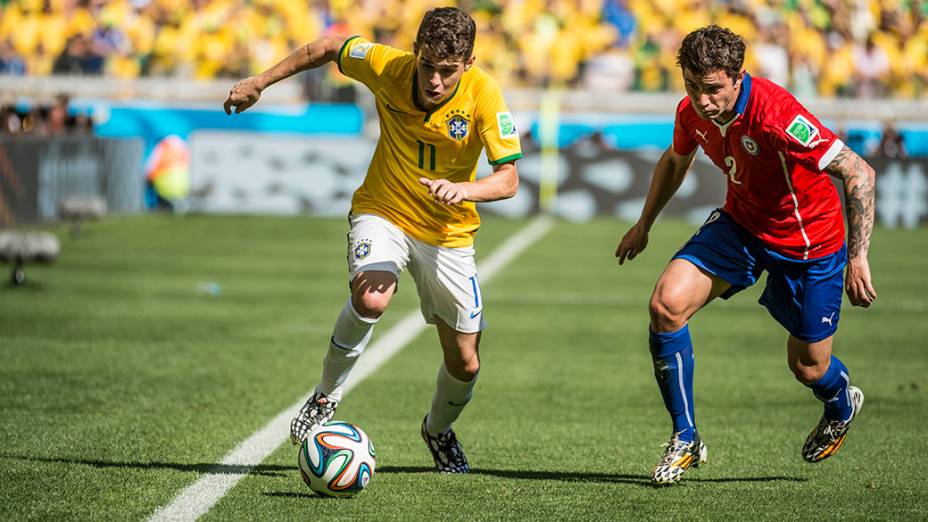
223, 7, 522, 473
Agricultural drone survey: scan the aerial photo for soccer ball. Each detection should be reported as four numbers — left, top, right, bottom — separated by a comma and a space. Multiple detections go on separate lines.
297, 421, 376, 497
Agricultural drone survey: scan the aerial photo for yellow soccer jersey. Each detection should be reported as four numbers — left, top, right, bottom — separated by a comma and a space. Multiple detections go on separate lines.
337, 36, 523, 248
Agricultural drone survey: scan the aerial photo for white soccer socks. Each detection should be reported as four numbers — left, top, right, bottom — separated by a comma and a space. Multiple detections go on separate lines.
426, 363, 477, 436
315, 298, 378, 402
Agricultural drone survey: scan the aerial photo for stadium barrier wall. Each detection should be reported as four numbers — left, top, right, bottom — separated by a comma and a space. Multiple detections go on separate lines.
86, 103, 928, 227
868, 158, 928, 229
4, 74, 925, 125
82, 103, 928, 157
0, 136, 144, 226
2, 131, 923, 229
91, 103, 364, 158
188, 131, 928, 228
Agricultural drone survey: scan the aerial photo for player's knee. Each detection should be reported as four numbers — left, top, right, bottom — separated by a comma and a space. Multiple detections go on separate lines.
352, 291, 390, 318
446, 354, 480, 381
452, 360, 480, 381
649, 293, 687, 332
789, 359, 828, 384
461, 359, 480, 381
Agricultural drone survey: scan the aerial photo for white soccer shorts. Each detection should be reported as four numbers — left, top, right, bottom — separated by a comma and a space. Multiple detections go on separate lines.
346, 213, 486, 333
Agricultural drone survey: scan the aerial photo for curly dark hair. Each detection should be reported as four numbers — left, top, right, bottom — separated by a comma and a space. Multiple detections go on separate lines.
677, 25, 746, 79
413, 7, 476, 61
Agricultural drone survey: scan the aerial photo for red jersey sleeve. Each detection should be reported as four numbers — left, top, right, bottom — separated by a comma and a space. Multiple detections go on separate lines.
672, 98, 698, 156
764, 97, 844, 173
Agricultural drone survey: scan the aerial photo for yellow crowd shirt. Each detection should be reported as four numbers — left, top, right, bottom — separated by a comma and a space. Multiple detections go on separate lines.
337, 36, 523, 248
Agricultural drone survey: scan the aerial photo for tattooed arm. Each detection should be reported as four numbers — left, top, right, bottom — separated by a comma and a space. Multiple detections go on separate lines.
825, 144, 877, 307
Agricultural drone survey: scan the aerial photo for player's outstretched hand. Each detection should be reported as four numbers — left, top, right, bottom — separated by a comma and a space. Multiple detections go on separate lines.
615, 221, 649, 266
223, 76, 263, 115
419, 178, 469, 205
845, 256, 877, 308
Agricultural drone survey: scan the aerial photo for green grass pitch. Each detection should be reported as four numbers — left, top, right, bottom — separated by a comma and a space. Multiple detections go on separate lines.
1, 214, 926, 520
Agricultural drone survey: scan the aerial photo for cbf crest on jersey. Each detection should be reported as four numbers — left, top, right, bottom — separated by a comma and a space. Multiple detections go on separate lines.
447, 115, 469, 140
353, 239, 372, 261
444, 109, 471, 141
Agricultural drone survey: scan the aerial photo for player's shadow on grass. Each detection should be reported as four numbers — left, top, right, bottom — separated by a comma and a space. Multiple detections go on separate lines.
263, 492, 335, 500
0, 454, 290, 477
378, 466, 807, 486
3, 278, 49, 291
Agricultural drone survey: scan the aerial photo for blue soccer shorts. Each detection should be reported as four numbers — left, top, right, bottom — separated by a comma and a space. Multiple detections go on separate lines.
673, 209, 846, 343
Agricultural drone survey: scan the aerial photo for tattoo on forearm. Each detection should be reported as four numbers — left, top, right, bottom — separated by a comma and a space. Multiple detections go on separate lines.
826, 146, 875, 258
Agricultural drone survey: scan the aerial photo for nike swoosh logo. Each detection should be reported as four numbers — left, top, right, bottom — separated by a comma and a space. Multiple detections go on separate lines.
469, 310, 482, 319
448, 399, 470, 406
385, 103, 404, 113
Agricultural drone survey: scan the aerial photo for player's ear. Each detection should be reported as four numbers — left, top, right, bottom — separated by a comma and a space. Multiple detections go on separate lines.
464, 55, 475, 71
735, 70, 745, 86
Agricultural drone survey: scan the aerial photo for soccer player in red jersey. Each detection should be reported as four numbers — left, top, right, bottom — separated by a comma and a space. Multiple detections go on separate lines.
615, 25, 877, 485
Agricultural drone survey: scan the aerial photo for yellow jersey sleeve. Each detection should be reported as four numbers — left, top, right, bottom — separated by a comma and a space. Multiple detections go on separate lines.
473, 75, 523, 165
336, 36, 407, 91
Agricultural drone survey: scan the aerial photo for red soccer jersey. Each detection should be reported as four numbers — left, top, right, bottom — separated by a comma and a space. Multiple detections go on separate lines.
672, 74, 846, 260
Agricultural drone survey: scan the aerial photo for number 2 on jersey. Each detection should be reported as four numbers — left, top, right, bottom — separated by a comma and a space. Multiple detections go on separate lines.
724, 155, 742, 185
417, 140, 436, 170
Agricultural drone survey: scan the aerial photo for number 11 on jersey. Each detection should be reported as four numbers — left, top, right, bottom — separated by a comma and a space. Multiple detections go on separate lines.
417, 140, 436, 171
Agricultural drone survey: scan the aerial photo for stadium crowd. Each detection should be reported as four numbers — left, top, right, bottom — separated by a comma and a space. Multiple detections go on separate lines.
0, 0, 925, 98
0, 94, 92, 135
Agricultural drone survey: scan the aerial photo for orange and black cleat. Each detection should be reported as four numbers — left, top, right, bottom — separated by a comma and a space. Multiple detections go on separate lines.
651, 432, 708, 485
803, 386, 864, 463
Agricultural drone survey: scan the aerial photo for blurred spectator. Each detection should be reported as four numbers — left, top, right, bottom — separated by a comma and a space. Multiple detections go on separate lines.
27, 42, 55, 76
876, 121, 908, 159
753, 23, 789, 88
45, 94, 73, 136
603, 0, 637, 47
790, 53, 820, 100
91, 21, 129, 58
21, 107, 44, 134
819, 32, 854, 97
0, 105, 23, 134
52, 35, 103, 75
851, 34, 891, 97
582, 47, 634, 92
73, 112, 93, 133
0, 0, 923, 98
632, 33, 669, 92
0, 38, 26, 75
0, 94, 92, 136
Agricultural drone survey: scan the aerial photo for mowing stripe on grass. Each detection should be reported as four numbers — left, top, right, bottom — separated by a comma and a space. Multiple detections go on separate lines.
148, 216, 553, 522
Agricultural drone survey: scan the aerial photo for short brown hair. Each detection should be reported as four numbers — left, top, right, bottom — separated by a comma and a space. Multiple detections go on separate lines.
413, 7, 476, 61
677, 25, 745, 79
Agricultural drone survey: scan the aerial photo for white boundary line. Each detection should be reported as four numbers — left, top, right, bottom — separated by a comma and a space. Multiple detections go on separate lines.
148, 216, 553, 521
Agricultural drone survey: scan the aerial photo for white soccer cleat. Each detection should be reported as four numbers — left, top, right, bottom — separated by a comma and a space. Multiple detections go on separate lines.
802, 385, 864, 463
290, 392, 338, 446
652, 432, 708, 485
